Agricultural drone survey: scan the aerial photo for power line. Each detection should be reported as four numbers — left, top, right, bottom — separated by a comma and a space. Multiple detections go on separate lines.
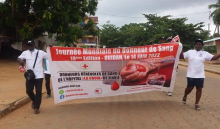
96, 12, 145, 18
96, 11, 211, 18
172, 11, 211, 17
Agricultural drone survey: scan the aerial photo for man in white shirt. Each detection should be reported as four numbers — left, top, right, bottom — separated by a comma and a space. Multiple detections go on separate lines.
180, 39, 220, 110
17, 40, 47, 114
44, 59, 51, 98
166, 36, 174, 96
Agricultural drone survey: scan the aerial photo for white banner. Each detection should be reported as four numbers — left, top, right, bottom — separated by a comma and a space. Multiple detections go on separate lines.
47, 43, 182, 104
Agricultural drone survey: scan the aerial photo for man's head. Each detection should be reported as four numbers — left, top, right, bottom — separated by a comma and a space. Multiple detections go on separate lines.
65, 44, 70, 47
166, 36, 173, 43
194, 39, 204, 51
26, 40, 35, 51
160, 37, 166, 43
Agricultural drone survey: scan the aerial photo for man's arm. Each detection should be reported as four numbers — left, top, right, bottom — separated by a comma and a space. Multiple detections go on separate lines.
17, 51, 26, 66
17, 58, 25, 66
179, 51, 184, 59
211, 54, 220, 61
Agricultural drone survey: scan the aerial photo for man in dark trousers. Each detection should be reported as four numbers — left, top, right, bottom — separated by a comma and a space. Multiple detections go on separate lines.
17, 40, 48, 114
44, 58, 51, 98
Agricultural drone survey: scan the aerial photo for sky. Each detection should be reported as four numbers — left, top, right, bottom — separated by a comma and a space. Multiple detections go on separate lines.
95, 0, 218, 35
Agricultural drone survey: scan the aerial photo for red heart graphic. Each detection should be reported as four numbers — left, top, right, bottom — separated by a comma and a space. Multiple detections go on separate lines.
111, 81, 120, 91
135, 64, 146, 72
95, 90, 99, 92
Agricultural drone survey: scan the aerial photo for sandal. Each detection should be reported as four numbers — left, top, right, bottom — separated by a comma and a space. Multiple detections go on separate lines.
182, 97, 187, 104
195, 104, 201, 111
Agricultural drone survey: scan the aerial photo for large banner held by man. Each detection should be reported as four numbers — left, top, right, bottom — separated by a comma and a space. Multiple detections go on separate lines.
47, 43, 182, 104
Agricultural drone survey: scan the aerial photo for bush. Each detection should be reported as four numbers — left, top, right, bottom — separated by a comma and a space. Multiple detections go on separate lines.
203, 46, 217, 53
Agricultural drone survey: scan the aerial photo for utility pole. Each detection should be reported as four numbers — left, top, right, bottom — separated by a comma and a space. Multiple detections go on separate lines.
214, 25, 217, 35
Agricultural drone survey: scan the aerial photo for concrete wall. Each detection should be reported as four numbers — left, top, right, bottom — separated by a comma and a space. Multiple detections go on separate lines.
34, 33, 57, 50
9, 32, 57, 51
34, 33, 57, 45
11, 42, 22, 51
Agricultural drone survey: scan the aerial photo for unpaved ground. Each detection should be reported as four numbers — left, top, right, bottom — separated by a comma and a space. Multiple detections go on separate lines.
0, 65, 220, 129
0, 60, 47, 110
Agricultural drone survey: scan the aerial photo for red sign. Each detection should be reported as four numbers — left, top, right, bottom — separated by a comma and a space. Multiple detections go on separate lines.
49, 43, 179, 61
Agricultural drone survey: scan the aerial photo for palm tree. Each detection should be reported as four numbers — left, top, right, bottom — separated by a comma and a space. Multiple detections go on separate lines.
209, 0, 220, 34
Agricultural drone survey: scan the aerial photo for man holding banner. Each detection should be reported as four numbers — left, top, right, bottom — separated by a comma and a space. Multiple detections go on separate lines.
181, 39, 220, 110
165, 35, 180, 96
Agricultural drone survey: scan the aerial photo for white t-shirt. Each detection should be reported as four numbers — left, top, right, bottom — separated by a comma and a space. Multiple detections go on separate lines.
44, 59, 50, 74
183, 50, 213, 78
18, 49, 48, 79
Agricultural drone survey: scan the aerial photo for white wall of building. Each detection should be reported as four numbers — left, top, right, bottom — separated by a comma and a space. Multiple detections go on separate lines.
34, 32, 57, 46
11, 42, 22, 51
11, 32, 57, 51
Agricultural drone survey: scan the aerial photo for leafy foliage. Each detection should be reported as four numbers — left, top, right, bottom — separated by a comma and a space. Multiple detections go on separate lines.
209, 0, 220, 26
100, 14, 209, 50
0, 0, 98, 43
100, 21, 123, 48
203, 46, 217, 53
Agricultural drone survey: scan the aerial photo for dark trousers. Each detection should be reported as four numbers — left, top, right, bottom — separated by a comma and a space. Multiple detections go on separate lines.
45, 74, 51, 95
26, 78, 43, 109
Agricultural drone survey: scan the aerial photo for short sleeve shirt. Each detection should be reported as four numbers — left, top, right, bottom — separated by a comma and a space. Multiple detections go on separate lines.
18, 49, 48, 79
183, 50, 213, 78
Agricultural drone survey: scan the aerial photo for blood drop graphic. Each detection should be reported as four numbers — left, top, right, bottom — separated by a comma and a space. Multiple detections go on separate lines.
111, 81, 119, 91
135, 64, 146, 72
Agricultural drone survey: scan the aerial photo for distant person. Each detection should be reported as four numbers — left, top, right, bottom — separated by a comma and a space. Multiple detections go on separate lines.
160, 37, 166, 43
44, 59, 51, 98
18, 40, 48, 114
180, 39, 220, 110
158, 36, 174, 96
65, 44, 70, 47
166, 36, 172, 43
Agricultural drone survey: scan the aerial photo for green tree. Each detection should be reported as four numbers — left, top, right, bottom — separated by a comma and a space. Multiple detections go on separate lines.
56, 18, 99, 45
143, 14, 209, 50
100, 14, 209, 50
0, 0, 98, 43
120, 23, 147, 46
100, 21, 123, 47
141, 14, 172, 44
209, 0, 220, 26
